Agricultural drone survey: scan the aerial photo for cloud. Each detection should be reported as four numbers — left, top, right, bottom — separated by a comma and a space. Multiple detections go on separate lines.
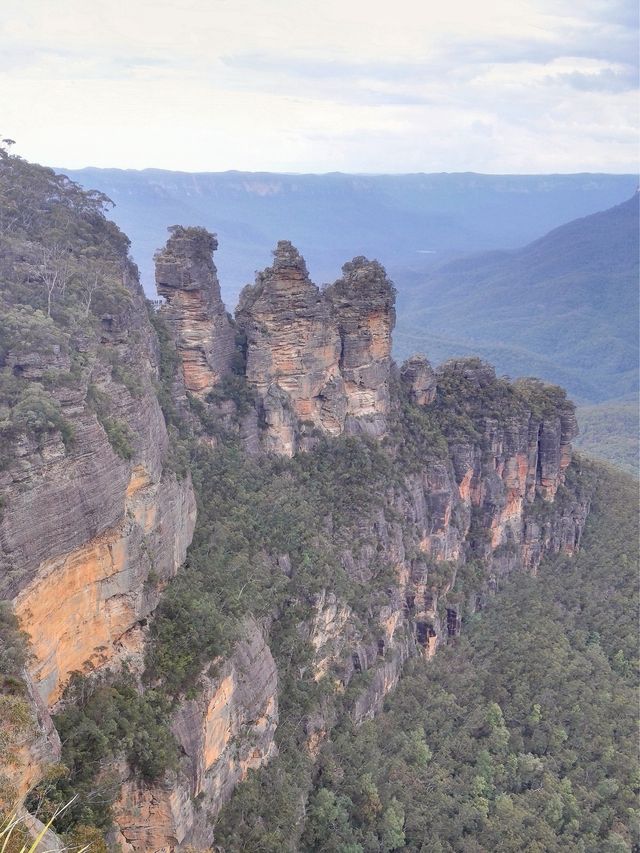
551, 67, 638, 93
0, 0, 637, 172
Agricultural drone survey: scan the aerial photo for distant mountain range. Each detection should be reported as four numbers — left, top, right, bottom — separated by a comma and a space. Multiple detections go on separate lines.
395, 193, 639, 404
393, 194, 639, 474
61, 168, 637, 305
61, 167, 638, 472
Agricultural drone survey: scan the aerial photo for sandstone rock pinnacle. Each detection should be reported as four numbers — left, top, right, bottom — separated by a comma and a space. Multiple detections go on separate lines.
236, 241, 345, 454
326, 257, 396, 437
155, 226, 235, 395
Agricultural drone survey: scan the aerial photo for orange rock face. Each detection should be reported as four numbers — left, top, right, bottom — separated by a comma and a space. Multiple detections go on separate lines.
112, 621, 278, 852
16, 469, 196, 706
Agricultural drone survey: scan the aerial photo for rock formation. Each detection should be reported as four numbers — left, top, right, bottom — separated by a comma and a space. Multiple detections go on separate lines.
155, 226, 235, 395
3, 200, 588, 852
400, 354, 436, 406
236, 241, 344, 454
112, 621, 277, 851
326, 257, 396, 436
1, 253, 196, 798
236, 242, 396, 453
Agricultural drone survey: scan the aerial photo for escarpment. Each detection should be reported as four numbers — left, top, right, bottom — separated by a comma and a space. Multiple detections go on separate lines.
2, 158, 593, 853
0, 159, 197, 811
1, 265, 197, 709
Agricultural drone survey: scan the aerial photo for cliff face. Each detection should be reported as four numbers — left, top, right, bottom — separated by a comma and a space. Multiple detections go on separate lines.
236, 241, 344, 455
400, 354, 436, 406
155, 226, 235, 396
2, 172, 591, 853
0, 185, 197, 807
2, 269, 197, 709
326, 257, 396, 436
112, 621, 278, 852
235, 243, 396, 454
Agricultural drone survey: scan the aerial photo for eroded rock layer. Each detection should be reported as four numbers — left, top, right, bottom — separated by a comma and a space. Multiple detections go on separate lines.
235, 242, 396, 453
112, 621, 278, 852
155, 226, 235, 395
326, 257, 396, 436
1, 248, 196, 797
236, 241, 344, 454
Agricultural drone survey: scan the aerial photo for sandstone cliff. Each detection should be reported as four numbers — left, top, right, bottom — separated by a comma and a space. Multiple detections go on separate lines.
233, 242, 396, 454
326, 257, 396, 437
1, 267, 197, 710
1, 165, 591, 853
112, 620, 277, 851
236, 241, 344, 455
0, 167, 197, 807
155, 226, 235, 396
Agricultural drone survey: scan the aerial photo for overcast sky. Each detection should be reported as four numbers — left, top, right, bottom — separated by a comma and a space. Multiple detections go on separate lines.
1, 0, 638, 173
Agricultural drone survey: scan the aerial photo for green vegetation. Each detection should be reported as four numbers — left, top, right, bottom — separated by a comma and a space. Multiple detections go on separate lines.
3, 148, 636, 852
0, 141, 138, 458
26, 673, 176, 834
290, 464, 639, 853
574, 400, 638, 478
145, 431, 395, 695
0, 605, 33, 815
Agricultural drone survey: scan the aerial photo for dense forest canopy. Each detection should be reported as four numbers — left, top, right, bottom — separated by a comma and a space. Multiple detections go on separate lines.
216, 464, 639, 853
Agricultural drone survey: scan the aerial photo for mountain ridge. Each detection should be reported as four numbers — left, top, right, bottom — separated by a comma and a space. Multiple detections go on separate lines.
60, 167, 637, 302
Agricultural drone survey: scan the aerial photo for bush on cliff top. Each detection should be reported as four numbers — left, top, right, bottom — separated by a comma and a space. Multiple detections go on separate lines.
0, 143, 142, 457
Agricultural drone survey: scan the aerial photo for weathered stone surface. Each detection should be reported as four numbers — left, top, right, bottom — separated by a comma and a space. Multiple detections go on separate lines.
1, 254, 197, 796
155, 226, 235, 395
401, 354, 436, 406
438, 361, 583, 570
11, 675, 61, 802
236, 241, 344, 454
112, 621, 278, 852
326, 257, 396, 436
17, 808, 65, 852
236, 243, 396, 453
537, 402, 579, 500
15, 470, 196, 705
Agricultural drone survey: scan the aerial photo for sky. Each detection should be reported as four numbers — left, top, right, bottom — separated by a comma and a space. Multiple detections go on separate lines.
0, 0, 638, 174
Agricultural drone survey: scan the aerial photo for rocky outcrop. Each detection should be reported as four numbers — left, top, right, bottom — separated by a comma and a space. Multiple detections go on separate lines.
326, 257, 396, 436
236, 243, 396, 454
155, 226, 235, 395
1, 254, 197, 796
14, 469, 195, 705
400, 354, 436, 406
10, 676, 61, 803
112, 621, 278, 852
236, 241, 344, 454
436, 362, 581, 573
